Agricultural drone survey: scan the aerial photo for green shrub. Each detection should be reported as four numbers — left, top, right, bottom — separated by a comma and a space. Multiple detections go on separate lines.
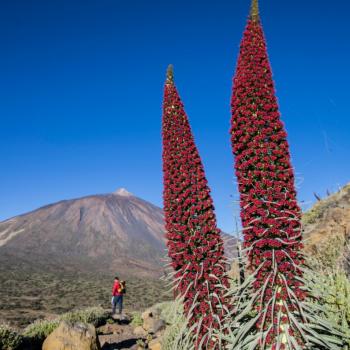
23, 318, 60, 344
130, 312, 143, 327
0, 324, 23, 350
155, 301, 183, 325
60, 307, 108, 327
158, 299, 194, 350
307, 270, 350, 346
23, 307, 109, 345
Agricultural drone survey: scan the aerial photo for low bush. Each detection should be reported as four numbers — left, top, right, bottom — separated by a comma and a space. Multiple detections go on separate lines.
130, 312, 143, 327
157, 299, 194, 350
60, 307, 109, 327
23, 318, 60, 345
23, 306, 109, 346
155, 301, 183, 326
307, 270, 350, 346
0, 324, 23, 350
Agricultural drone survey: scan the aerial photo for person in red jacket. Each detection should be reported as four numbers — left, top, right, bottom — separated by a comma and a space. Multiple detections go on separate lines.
111, 276, 123, 315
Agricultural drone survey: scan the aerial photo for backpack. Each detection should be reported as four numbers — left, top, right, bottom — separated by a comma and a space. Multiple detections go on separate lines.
120, 281, 126, 294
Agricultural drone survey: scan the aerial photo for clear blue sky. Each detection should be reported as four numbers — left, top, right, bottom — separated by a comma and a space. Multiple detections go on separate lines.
1, 0, 349, 233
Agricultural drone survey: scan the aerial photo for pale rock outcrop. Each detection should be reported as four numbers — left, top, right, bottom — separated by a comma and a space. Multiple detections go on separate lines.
42, 321, 100, 350
141, 307, 165, 334
133, 325, 147, 337
148, 339, 162, 350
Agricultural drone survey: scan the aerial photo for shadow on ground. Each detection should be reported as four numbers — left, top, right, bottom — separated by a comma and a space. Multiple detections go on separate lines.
101, 337, 139, 349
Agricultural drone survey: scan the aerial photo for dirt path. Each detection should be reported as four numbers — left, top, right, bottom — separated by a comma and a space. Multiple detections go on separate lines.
97, 316, 140, 350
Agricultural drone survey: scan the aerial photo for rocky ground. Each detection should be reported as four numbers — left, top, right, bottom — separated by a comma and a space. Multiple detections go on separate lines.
302, 183, 350, 271
98, 317, 139, 350
97, 310, 164, 350
40, 308, 165, 350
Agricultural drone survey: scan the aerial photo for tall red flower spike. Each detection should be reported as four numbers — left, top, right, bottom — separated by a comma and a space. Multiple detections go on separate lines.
230, 0, 306, 347
162, 65, 228, 349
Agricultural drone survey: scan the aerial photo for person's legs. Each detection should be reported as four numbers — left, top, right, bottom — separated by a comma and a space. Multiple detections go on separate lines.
119, 295, 123, 314
111, 296, 116, 314
116, 295, 123, 314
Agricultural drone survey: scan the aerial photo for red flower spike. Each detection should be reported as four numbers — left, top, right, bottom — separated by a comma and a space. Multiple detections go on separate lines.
162, 65, 228, 349
230, 0, 306, 346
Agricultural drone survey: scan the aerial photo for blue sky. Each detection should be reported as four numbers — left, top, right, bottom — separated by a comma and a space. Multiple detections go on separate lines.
0, 0, 349, 233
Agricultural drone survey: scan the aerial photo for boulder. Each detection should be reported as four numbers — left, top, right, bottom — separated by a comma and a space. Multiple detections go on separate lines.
111, 313, 130, 322
42, 321, 100, 350
133, 325, 147, 337
141, 307, 161, 321
145, 319, 166, 334
148, 339, 162, 350
141, 306, 165, 334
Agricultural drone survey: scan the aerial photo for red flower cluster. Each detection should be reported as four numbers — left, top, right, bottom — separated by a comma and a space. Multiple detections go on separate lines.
230, 13, 306, 345
162, 66, 228, 349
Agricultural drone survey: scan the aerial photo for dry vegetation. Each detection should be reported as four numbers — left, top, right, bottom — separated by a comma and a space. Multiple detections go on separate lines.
0, 262, 171, 328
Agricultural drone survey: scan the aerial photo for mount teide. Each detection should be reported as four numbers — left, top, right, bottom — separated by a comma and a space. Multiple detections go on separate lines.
0, 189, 237, 326
0, 189, 167, 278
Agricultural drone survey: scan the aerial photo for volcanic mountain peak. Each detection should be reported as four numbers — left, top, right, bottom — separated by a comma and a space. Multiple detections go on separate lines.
0, 189, 237, 279
114, 188, 133, 197
0, 190, 166, 278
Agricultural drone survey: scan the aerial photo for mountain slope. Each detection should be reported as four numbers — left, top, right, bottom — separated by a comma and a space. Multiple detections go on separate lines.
303, 183, 350, 271
0, 188, 236, 278
0, 189, 166, 277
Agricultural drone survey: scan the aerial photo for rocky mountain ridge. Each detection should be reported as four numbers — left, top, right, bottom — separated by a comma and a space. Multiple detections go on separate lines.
303, 182, 350, 272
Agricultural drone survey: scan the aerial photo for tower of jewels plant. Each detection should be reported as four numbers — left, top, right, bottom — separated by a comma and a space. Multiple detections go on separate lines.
162, 65, 229, 349
228, 0, 345, 348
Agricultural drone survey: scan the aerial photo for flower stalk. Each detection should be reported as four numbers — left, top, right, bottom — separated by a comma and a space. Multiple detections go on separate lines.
230, 0, 306, 347
162, 65, 229, 349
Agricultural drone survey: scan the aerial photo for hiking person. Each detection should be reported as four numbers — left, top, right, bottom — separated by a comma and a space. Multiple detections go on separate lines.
111, 276, 123, 315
